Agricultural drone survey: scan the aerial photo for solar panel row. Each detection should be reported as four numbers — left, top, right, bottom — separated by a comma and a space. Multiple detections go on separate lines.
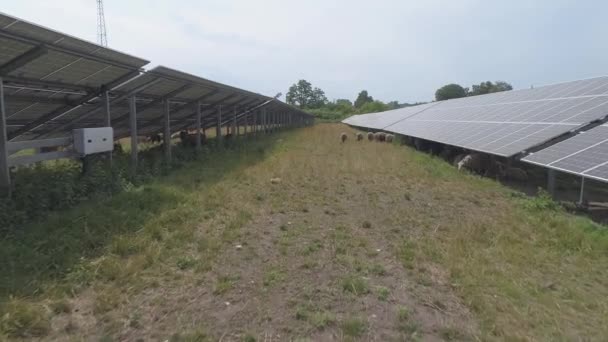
344, 76, 608, 158
0, 11, 311, 145
523, 125, 608, 182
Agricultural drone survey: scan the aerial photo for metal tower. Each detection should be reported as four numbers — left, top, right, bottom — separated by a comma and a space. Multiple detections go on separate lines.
96, 0, 108, 46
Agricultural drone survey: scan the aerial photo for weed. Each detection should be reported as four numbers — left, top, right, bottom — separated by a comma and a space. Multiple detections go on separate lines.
0, 298, 50, 337
362, 221, 372, 229
213, 275, 237, 295
377, 287, 390, 301
398, 239, 416, 269
310, 311, 336, 329
397, 306, 409, 322
176, 257, 197, 270
263, 268, 285, 287
243, 334, 256, 342
341, 317, 366, 337
369, 263, 387, 276
341, 275, 370, 296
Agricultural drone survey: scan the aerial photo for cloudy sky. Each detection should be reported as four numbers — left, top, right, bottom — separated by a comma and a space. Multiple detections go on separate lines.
3, 0, 608, 103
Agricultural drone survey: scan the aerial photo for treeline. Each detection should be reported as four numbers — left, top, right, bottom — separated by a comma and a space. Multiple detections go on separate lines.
286, 79, 513, 121
285, 80, 423, 122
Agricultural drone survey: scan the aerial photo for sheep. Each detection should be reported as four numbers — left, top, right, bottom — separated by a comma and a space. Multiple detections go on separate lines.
356, 132, 364, 141
386, 134, 394, 143
457, 153, 493, 175
453, 154, 466, 167
340, 132, 348, 143
378, 132, 387, 142
147, 134, 162, 144
113, 143, 124, 153
179, 130, 207, 147
367, 132, 374, 141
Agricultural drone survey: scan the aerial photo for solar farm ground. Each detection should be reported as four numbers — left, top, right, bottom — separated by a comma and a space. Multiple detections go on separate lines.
1, 123, 607, 341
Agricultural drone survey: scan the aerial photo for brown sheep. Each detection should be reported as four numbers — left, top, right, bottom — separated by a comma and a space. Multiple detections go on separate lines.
367, 132, 374, 141
386, 134, 394, 143
180, 130, 207, 147
356, 133, 364, 141
378, 132, 386, 142
340, 132, 347, 143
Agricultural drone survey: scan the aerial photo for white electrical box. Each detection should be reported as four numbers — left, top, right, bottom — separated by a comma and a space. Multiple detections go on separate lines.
73, 127, 114, 155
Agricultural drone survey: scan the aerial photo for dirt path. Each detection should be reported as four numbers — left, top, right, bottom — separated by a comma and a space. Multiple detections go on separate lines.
39, 124, 477, 341
16, 123, 606, 341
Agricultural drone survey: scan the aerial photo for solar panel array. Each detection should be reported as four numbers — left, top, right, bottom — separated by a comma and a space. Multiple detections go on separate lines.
344, 76, 608, 158
523, 124, 608, 182
0, 11, 311, 144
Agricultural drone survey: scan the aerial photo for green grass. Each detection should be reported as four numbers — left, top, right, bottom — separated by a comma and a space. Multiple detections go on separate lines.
341, 317, 366, 337
1, 124, 607, 340
341, 275, 370, 296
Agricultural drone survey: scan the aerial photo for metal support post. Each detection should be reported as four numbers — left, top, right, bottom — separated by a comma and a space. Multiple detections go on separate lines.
129, 96, 138, 174
547, 169, 556, 197
163, 99, 172, 164
102, 90, 113, 167
195, 101, 202, 151
253, 110, 258, 136
0, 77, 10, 197
579, 177, 586, 205
216, 105, 222, 145
244, 112, 248, 135
233, 108, 238, 137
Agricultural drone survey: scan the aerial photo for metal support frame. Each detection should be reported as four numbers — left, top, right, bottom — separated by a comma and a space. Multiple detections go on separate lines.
263, 108, 268, 133
232, 108, 237, 137
163, 99, 171, 163
195, 100, 202, 151
216, 105, 222, 145
0, 45, 48, 76
18, 70, 140, 140
579, 177, 586, 205
102, 90, 112, 165
547, 169, 556, 196
0, 77, 10, 196
253, 110, 258, 136
129, 95, 138, 173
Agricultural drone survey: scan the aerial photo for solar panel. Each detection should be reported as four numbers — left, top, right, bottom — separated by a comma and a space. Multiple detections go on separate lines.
0, 11, 150, 141
344, 76, 608, 157
523, 125, 608, 182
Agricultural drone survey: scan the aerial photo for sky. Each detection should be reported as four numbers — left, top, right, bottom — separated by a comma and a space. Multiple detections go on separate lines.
3, 0, 608, 103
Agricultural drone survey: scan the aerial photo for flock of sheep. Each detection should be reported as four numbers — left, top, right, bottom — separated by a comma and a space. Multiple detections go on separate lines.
340, 131, 395, 143
340, 130, 530, 182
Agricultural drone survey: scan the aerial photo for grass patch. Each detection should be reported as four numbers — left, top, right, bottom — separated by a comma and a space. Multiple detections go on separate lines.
213, 275, 238, 295
341, 275, 370, 296
377, 287, 390, 301
0, 298, 50, 338
341, 317, 366, 337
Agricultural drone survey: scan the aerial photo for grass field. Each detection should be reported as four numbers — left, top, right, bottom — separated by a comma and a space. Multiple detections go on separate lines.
1, 123, 607, 341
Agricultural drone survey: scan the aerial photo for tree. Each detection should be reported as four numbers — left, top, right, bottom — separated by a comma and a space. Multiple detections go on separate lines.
358, 101, 389, 114
469, 81, 513, 96
435, 84, 468, 101
335, 99, 353, 107
286, 80, 327, 109
354, 90, 374, 108
387, 101, 400, 110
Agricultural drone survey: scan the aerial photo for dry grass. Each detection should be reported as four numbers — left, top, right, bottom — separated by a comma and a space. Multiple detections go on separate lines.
0, 123, 607, 341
